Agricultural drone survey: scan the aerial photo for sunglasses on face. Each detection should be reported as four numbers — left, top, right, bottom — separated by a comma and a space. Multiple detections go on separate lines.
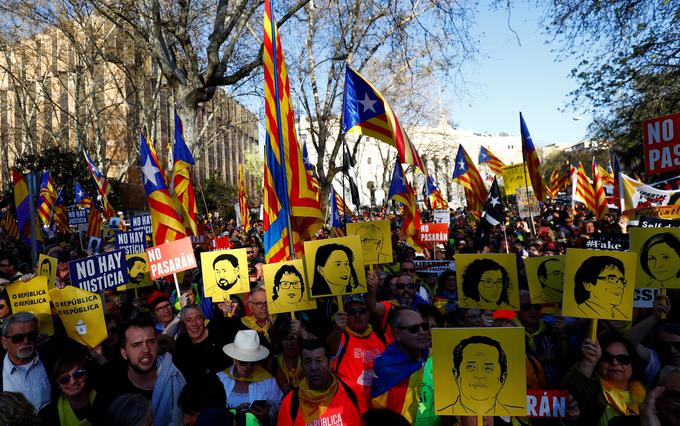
657, 341, 680, 352
58, 368, 86, 385
347, 308, 368, 316
396, 283, 416, 290
520, 304, 542, 312
397, 322, 430, 334
600, 352, 632, 365
4, 330, 39, 344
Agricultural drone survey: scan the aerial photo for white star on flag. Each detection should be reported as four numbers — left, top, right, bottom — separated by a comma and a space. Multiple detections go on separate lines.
358, 92, 377, 113
458, 160, 466, 170
141, 156, 160, 186
76, 189, 83, 198
489, 196, 500, 207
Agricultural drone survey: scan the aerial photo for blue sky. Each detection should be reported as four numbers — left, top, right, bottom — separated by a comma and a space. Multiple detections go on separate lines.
448, 2, 591, 147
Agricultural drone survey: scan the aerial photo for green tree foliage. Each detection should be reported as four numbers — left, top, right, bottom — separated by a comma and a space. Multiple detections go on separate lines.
199, 173, 237, 220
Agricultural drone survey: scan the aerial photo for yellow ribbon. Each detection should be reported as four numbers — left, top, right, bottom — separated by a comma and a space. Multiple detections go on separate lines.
346, 324, 373, 338
223, 365, 273, 383
600, 378, 646, 416
276, 354, 304, 388
298, 377, 339, 424
241, 315, 273, 343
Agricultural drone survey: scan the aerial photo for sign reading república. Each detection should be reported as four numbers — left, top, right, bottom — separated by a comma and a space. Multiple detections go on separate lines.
68, 249, 129, 293
115, 230, 147, 255
131, 213, 152, 234
67, 207, 89, 226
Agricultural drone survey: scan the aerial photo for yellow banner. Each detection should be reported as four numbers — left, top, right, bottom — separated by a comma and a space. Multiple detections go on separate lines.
49, 286, 107, 348
6, 276, 53, 335
622, 205, 680, 221
502, 164, 531, 196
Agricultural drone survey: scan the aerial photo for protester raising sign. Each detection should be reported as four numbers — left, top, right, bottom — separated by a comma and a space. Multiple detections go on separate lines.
6, 276, 53, 335
146, 237, 197, 280
115, 230, 147, 255
346, 220, 393, 265
68, 249, 129, 293
37, 253, 58, 288
49, 285, 107, 348
200, 248, 249, 300
130, 213, 152, 234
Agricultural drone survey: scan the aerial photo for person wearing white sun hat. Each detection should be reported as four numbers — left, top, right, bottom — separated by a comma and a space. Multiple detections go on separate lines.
216, 330, 283, 424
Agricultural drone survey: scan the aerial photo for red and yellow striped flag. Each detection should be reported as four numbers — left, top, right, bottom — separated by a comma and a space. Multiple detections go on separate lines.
592, 158, 609, 219
238, 165, 251, 233
452, 145, 487, 220
36, 171, 57, 226
520, 113, 546, 202
172, 108, 198, 236
86, 205, 103, 239
571, 162, 596, 214
53, 188, 71, 234
478, 146, 506, 176
0, 211, 19, 239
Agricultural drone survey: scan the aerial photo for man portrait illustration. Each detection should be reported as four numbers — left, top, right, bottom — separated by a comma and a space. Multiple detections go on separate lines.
536, 257, 564, 303
213, 253, 241, 292
127, 256, 148, 286
270, 264, 308, 313
574, 256, 628, 319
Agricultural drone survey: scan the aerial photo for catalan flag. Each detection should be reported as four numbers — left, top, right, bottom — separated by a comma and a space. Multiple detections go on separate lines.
302, 142, 320, 200
571, 162, 596, 214
592, 158, 609, 219
452, 145, 487, 219
12, 168, 32, 239
53, 188, 71, 234
0, 210, 19, 239
86, 201, 103, 239
478, 146, 505, 176
83, 149, 115, 219
342, 66, 426, 173
547, 163, 569, 200
172, 107, 198, 236
262, 0, 323, 263
388, 160, 422, 251
597, 162, 615, 186
36, 171, 57, 226
73, 182, 92, 209
238, 164, 251, 233
520, 113, 546, 202
140, 134, 186, 246
425, 174, 448, 209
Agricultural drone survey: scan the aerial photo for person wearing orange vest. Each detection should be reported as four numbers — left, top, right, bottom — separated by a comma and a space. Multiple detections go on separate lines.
327, 295, 386, 407
277, 339, 362, 426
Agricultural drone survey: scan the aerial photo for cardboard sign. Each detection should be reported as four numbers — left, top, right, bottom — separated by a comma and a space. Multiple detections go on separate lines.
525, 256, 565, 304
115, 230, 147, 255
643, 112, 680, 175
146, 237, 197, 280
639, 216, 680, 228
526, 390, 569, 418
583, 234, 629, 252
634, 288, 661, 308
516, 186, 538, 219
502, 163, 531, 196
6, 276, 53, 335
562, 249, 636, 320
38, 254, 58, 289
304, 236, 367, 298
118, 253, 153, 290
433, 327, 526, 417
210, 236, 232, 251
346, 220, 393, 265
433, 209, 450, 224
419, 223, 449, 243
623, 205, 680, 221
69, 250, 130, 293
630, 227, 680, 288
87, 237, 102, 254
457, 253, 520, 310
67, 207, 89, 226
130, 213, 152, 234
263, 259, 317, 314
200, 248, 249, 300
413, 260, 455, 275
49, 286, 107, 348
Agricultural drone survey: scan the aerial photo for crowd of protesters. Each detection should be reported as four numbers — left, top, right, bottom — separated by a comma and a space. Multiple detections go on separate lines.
0, 199, 678, 426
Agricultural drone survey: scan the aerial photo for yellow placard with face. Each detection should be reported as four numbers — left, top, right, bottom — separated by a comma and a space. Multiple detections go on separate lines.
6, 276, 53, 335
433, 327, 526, 417
200, 248, 249, 300
346, 220, 393, 265
630, 227, 680, 289
303, 236, 367, 298
263, 259, 317, 314
38, 254, 58, 289
562, 248, 636, 320
49, 285, 107, 348
525, 256, 565, 304
118, 253, 153, 291
456, 254, 519, 310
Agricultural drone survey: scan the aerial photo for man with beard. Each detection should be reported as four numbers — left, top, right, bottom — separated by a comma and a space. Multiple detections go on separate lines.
1, 312, 50, 410
127, 256, 147, 286
213, 253, 241, 292
94, 317, 186, 425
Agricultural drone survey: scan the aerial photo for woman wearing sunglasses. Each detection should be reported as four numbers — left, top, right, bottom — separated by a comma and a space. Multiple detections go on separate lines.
39, 353, 97, 426
561, 334, 646, 426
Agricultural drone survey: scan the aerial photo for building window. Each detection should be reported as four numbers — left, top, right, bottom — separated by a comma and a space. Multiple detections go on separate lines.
367, 157, 371, 164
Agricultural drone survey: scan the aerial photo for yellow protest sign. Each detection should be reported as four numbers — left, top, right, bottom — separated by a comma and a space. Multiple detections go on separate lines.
200, 248, 249, 300
37, 254, 58, 289
6, 276, 53, 335
562, 248, 636, 320
456, 254, 520, 310
346, 220, 393, 265
525, 256, 565, 304
49, 285, 107, 348
118, 253, 153, 291
623, 205, 680, 221
433, 327, 526, 417
304, 236, 367, 298
630, 227, 680, 289
502, 163, 531, 196
263, 259, 317, 315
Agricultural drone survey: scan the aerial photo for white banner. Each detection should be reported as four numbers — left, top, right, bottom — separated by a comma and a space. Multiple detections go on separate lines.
622, 173, 680, 210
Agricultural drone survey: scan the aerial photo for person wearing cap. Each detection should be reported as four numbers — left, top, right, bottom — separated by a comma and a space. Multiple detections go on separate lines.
147, 291, 179, 335
216, 329, 282, 424
433, 244, 446, 260
327, 295, 386, 406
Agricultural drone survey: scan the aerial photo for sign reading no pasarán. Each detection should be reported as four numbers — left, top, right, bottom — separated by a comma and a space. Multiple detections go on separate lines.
68, 250, 129, 293
643, 112, 680, 175
146, 237, 197, 280
419, 223, 449, 243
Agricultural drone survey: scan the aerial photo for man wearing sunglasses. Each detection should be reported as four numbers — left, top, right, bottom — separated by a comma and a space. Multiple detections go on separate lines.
1, 312, 51, 411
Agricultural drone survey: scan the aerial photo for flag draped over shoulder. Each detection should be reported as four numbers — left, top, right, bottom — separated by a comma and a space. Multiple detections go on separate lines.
452, 145, 487, 219
592, 158, 609, 219
12, 169, 31, 239
238, 165, 251, 233
53, 188, 71, 234
342, 66, 426, 173
172, 108, 198, 236
83, 149, 115, 219
36, 171, 57, 226
571, 162, 596, 213
478, 146, 505, 176
520, 113, 546, 202
388, 161, 421, 251
262, 0, 323, 263
140, 134, 186, 246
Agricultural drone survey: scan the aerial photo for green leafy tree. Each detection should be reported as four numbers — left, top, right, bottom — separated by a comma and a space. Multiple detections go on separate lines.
199, 173, 237, 220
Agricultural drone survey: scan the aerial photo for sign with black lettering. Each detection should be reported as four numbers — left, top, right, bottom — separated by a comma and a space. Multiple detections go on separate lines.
115, 230, 147, 255
583, 234, 629, 252
639, 216, 680, 228
67, 207, 89, 226
68, 250, 129, 293
633, 288, 661, 308
413, 260, 455, 275
130, 213, 152, 234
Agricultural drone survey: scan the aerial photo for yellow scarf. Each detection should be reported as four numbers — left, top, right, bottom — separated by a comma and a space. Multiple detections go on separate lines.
57, 390, 96, 426
298, 377, 338, 424
241, 315, 273, 343
223, 365, 273, 383
600, 378, 646, 416
276, 354, 304, 388
346, 324, 373, 338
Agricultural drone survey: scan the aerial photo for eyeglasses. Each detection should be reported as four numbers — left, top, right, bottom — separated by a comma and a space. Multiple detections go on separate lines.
279, 281, 302, 290
58, 368, 86, 385
4, 330, 39, 344
396, 283, 416, 290
347, 308, 368, 316
597, 275, 626, 286
154, 303, 173, 313
396, 322, 430, 334
656, 341, 680, 352
520, 304, 542, 312
600, 352, 632, 365
249, 301, 267, 308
